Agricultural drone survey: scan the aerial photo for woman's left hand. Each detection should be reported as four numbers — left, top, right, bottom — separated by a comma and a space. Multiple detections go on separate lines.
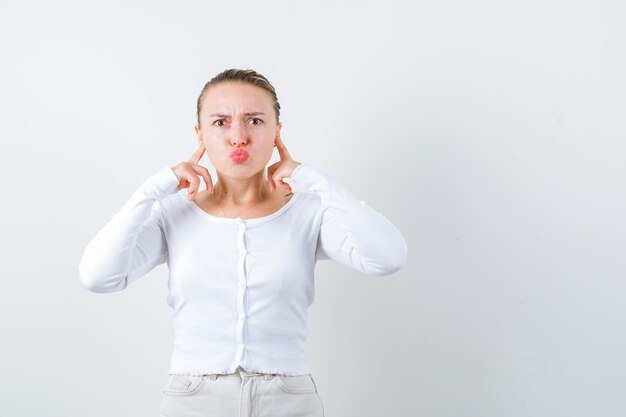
267, 136, 301, 193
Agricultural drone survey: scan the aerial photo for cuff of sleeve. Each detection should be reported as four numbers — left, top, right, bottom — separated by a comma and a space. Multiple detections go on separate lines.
289, 162, 305, 181
285, 162, 337, 206
137, 166, 181, 200
158, 165, 181, 191
162, 165, 180, 183
286, 162, 325, 192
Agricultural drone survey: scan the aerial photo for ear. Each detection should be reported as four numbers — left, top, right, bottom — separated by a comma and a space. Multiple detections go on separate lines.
275, 122, 282, 147
195, 124, 203, 144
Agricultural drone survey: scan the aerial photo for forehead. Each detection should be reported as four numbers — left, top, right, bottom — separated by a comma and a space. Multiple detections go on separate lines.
202, 82, 272, 113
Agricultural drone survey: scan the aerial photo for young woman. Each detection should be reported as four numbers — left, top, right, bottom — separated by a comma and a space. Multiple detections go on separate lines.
79, 69, 408, 417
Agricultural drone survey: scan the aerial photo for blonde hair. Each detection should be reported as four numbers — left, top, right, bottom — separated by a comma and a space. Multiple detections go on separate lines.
196, 68, 281, 127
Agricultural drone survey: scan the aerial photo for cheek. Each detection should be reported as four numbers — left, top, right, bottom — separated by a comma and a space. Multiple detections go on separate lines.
258, 145, 275, 164
202, 142, 223, 162
202, 134, 226, 150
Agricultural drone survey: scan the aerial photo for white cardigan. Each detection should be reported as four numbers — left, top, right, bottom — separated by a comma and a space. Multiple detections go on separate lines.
78, 162, 408, 376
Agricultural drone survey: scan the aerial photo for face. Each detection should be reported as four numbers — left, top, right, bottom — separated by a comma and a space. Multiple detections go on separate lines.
195, 81, 281, 179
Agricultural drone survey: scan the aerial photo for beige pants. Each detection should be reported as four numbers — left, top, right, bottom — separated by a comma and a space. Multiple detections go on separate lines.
160, 366, 326, 417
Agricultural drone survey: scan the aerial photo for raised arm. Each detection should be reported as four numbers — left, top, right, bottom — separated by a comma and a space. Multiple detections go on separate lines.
79, 143, 214, 293
78, 166, 180, 293
287, 162, 408, 276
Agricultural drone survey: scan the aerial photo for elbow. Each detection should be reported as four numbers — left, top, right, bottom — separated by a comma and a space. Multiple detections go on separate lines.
365, 237, 408, 277
78, 261, 97, 292
370, 257, 406, 277
386, 251, 408, 276
78, 262, 127, 293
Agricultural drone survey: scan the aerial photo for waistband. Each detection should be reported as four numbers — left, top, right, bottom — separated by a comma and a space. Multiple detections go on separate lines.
204, 365, 278, 381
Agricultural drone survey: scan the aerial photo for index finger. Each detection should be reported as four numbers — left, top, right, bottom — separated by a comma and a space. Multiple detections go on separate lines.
188, 143, 206, 164
276, 136, 292, 161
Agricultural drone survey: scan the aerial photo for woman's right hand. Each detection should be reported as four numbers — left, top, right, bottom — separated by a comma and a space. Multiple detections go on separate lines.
171, 143, 214, 200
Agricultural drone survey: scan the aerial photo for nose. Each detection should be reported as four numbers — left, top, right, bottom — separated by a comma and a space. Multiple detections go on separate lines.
230, 119, 248, 146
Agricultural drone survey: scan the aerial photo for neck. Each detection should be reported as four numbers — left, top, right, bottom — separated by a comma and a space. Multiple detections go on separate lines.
213, 171, 269, 205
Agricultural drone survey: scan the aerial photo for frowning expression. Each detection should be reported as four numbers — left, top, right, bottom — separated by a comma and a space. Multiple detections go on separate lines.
195, 81, 281, 178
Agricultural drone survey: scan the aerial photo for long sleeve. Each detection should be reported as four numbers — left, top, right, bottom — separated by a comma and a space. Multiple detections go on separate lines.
78, 166, 180, 293
286, 162, 408, 276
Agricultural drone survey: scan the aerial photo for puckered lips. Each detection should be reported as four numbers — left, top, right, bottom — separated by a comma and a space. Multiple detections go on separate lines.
230, 148, 249, 163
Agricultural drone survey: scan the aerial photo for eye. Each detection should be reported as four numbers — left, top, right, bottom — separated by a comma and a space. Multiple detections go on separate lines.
213, 119, 226, 127
249, 118, 262, 125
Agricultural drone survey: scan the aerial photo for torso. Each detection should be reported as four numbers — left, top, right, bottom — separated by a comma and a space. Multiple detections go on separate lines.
191, 187, 295, 219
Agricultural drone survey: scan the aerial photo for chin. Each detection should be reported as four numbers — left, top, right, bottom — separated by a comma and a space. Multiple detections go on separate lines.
224, 164, 264, 176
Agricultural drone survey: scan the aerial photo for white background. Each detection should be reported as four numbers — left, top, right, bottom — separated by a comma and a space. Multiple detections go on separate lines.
1, 0, 625, 416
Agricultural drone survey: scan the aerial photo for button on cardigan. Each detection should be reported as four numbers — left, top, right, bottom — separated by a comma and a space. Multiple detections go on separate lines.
78, 162, 408, 376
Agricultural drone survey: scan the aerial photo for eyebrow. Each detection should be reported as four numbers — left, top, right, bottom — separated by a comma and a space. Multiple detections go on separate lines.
208, 112, 266, 118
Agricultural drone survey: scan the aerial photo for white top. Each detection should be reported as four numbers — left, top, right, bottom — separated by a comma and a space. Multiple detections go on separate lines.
78, 162, 408, 376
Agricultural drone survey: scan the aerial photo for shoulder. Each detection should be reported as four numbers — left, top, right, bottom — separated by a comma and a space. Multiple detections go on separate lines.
287, 191, 323, 220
